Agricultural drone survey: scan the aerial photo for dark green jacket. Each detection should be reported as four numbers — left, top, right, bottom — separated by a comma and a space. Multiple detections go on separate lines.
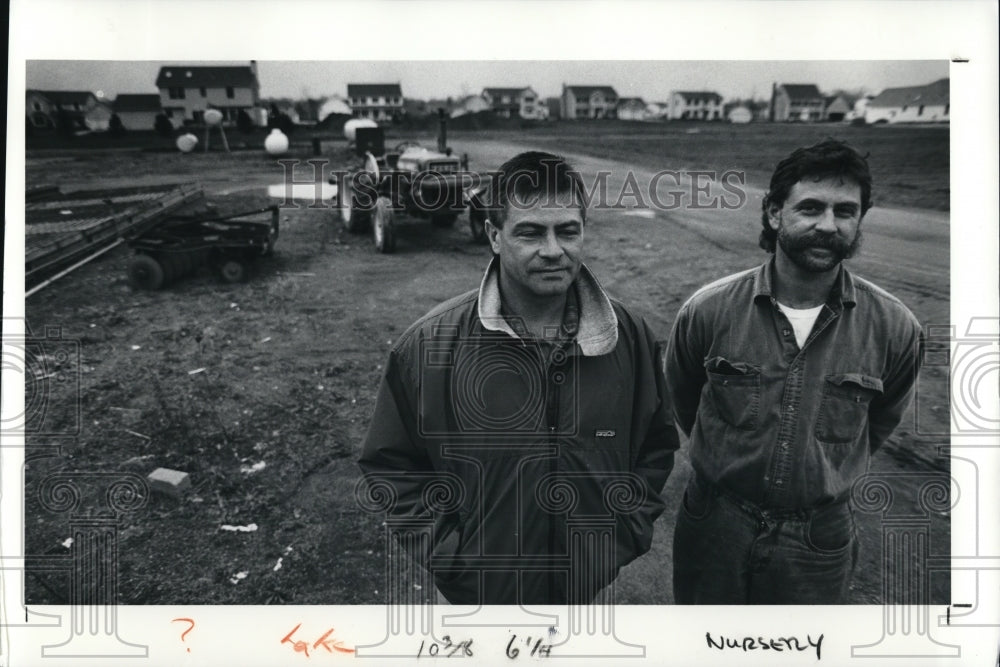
358, 260, 678, 604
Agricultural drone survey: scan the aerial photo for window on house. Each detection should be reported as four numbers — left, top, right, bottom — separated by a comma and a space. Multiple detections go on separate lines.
918, 105, 924, 116
33, 102, 41, 111
200, 87, 207, 97
945, 104, 949, 115
169, 87, 185, 100
902, 105, 908, 112
226, 87, 235, 99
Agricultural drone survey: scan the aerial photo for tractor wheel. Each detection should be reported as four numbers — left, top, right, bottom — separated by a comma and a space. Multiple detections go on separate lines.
339, 175, 371, 233
128, 254, 165, 291
219, 258, 249, 283
431, 212, 459, 228
372, 197, 396, 254
468, 205, 488, 244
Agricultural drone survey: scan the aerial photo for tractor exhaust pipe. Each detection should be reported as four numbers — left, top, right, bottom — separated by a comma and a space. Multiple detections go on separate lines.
437, 108, 447, 153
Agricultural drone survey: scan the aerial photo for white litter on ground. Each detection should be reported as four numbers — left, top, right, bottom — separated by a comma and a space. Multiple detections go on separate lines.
62, 538, 74, 549
229, 571, 249, 584
240, 461, 267, 474
273, 558, 283, 572
220, 523, 258, 532
266, 182, 337, 203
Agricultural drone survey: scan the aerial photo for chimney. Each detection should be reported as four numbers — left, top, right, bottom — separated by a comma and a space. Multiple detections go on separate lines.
769, 82, 777, 122
250, 60, 258, 79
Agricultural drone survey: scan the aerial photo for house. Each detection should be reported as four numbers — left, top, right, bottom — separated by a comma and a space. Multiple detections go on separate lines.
823, 95, 851, 122
318, 96, 352, 122
668, 91, 724, 120
848, 95, 874, 122
26, 90, 112, 131
617, 97, 647, 121
481, 87, 543, 119
450, 94, 491, 118
26, 90, 56, 130
347, 84, 404, 122
561, 85, 619, 119
771, 84, 825, 122
864, 78, 949, 124
156, 61, 261, 126
112, 94, 162, 130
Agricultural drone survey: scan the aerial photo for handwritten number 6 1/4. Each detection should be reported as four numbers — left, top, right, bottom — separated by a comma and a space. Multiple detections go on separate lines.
417, 636, 474, 658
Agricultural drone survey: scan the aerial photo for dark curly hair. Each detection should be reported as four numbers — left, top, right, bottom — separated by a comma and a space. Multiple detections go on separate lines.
759, 139, 873, 252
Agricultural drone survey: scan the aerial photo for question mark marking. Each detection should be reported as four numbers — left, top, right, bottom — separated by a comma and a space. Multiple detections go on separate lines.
172, 617, 195, 652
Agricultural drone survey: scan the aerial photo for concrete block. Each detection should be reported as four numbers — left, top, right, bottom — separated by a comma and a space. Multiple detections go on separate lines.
148, 467, 191, 498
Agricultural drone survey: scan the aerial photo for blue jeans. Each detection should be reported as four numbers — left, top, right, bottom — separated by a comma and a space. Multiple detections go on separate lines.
673, 473, 859, 604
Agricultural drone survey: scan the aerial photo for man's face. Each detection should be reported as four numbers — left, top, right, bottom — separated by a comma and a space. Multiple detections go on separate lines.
486, 189, 585, 299
768, 176, 864, 273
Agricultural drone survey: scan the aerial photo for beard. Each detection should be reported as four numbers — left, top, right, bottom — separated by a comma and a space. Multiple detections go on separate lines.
777, 225, 863, 272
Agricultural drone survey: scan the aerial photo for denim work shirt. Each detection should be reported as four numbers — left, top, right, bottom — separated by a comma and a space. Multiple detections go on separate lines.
665, 257, 923, 509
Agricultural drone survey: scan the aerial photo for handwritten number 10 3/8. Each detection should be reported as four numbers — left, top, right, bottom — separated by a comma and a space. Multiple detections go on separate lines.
417, 636, 474, 658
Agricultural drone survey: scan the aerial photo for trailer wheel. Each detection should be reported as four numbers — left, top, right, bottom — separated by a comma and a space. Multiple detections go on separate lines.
468, 204, 488, 244
431, 212, 459, 228
372, 197, 396, 254
340, 176, 371, 233
128, 254, 165, 291
219, 258, 249, 283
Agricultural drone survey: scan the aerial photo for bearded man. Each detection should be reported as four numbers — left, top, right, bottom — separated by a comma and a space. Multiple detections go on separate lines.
665, 139, 923, 603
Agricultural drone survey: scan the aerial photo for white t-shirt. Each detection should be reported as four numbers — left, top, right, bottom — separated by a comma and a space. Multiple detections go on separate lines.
776, 301, 825, 348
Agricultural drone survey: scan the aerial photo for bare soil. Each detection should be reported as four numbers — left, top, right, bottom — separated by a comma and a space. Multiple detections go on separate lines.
23, 123, 950, 605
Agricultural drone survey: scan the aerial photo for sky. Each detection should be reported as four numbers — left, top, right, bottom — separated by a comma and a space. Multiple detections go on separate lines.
25, 60, 949, 103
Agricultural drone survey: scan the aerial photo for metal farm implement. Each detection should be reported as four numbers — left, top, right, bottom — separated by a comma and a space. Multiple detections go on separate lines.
125, 205, 279, 290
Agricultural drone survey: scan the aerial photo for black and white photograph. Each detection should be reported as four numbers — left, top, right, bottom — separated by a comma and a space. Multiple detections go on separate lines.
4, 1, 998, 664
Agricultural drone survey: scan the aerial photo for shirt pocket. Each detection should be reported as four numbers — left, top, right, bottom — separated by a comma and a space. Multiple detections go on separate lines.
704, 356, 761, 431
814, 373, 884, 443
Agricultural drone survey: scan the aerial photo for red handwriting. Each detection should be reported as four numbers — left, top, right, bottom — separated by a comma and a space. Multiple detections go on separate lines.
281, 623, 355, 657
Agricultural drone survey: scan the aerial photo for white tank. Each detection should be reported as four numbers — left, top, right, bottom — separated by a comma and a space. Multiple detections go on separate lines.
176, 133, 198, 153
343, 118, 378, 142
264, 128, 289, 155
204, 109, 224, 126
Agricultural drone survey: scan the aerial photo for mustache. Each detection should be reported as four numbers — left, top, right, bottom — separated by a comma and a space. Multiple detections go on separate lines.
780, 231, 853, 253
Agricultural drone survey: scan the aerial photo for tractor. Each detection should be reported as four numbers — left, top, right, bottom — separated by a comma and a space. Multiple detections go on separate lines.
334, 110, 491, 252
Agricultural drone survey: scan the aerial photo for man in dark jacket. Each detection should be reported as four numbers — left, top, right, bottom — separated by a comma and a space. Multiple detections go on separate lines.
358, 151, 678, 605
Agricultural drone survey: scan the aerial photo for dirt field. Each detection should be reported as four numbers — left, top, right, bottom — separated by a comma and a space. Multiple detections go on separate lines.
23, 121, 950, 605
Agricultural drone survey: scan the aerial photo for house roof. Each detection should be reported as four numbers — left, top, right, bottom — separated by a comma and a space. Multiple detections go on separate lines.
618, 97, 646, 106
565, 85, 618, 98
483, 87, 530, 97
869, 78, 949, 108
347, 83, 403, 97
113, 94, 162, 112
31, 90, 95, 106
778, 84, 823, 101
156, 66, 258, 89
673, 91, 723, 102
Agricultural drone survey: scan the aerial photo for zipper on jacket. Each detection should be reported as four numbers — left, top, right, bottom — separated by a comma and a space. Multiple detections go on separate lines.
544, 341, 566, 603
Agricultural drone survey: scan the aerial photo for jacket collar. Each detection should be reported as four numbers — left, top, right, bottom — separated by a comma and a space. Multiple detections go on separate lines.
477, 256, 619, 356
752, 255, 857, 309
